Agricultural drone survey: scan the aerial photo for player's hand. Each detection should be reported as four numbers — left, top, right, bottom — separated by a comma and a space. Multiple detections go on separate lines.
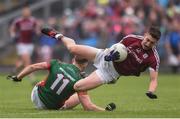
7, 75, 22, 82
41, 27, 63, 40
10, 36, 18, 44
104, 50, 120, 62
105, 103, 116, 111
146, 91, 157, 99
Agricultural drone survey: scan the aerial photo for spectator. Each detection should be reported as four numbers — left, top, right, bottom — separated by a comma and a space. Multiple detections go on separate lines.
38, 17, 58, 62
165, 18, 180, 73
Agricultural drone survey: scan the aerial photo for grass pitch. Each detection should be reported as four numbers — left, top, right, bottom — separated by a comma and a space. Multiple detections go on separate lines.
0, 73, 180, 118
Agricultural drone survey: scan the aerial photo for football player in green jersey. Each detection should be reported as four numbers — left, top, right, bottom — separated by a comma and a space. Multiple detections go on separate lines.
7, 56, 116, 111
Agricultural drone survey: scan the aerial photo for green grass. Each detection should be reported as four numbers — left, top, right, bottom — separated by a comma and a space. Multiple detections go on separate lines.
0, 73, 180, 118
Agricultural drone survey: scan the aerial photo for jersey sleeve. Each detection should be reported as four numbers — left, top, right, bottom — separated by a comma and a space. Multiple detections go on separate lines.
120, 35, 131, 46
149, 51, 160, 72
12, 18, 20, 28
31, 17, 38, 28
47, 59, 59, 70
149, 60, 160, 72
46, 62, 51, 70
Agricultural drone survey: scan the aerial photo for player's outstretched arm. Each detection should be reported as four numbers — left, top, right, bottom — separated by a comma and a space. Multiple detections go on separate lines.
78, 91, 105, 111
146, 70, 158, 99
62, 93, 80, 110
77, 91, 116, 111
7, 62, 49, 82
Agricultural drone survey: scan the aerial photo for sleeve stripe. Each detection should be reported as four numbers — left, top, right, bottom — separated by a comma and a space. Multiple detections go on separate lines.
152, 48, 160, 71
47, 62, 51, 70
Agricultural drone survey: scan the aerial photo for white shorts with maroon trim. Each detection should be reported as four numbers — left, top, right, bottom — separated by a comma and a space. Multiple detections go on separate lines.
31, 86, 46, 109
16, 43, 34, 56
93, 49, 120, 84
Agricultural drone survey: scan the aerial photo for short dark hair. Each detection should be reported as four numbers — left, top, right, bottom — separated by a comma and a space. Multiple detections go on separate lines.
74, 57, 88, 64
148, 26, 161, 40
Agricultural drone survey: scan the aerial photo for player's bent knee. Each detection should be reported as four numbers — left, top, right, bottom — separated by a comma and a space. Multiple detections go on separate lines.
74, 83, 84, 91
73, 83, 80, 91
68, 45, 77, 54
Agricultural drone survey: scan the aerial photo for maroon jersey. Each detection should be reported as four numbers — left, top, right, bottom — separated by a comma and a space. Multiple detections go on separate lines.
113, 35, 160, 76
12, 17, 37, 43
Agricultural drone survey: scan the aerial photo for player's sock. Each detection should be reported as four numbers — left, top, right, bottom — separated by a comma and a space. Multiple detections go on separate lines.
41, 27, 63, 40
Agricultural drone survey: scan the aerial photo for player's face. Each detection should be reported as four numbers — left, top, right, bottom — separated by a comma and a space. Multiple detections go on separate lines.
22, 7, 31, 18
142, 33, 157, 50
80, 62, 88, 71
72, 57, 88, 71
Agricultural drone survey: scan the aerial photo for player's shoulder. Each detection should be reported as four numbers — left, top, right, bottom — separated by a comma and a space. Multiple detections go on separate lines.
122, 34, 144, 41
50, 59, 62, 65
13, 17, 23, 23
120, 34, 144, 45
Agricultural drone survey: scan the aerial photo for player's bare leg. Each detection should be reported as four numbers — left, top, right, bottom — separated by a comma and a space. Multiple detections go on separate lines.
41, 27, 99, 62
74, 71, 103, 91
60, 36, 99, 62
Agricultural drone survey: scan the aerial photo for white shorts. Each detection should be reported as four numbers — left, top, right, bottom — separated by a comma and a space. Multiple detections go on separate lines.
31, 86, 46, 109
16, 43, 34, 56
94, 49, 120, 84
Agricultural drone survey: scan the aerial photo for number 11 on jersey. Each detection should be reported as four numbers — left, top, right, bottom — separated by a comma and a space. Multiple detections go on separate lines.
50, 74, 70, 95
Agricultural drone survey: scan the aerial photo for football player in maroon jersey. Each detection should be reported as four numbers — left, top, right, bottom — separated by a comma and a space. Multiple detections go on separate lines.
10, 6, 39, 84
41, 26, 161, 99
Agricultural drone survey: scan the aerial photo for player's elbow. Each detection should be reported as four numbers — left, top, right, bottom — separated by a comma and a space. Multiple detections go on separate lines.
28, 65, 36, 71
28, 64, 39, 71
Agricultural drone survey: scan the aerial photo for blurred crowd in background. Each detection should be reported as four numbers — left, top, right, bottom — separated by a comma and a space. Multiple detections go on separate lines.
0, 0, 180, 73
